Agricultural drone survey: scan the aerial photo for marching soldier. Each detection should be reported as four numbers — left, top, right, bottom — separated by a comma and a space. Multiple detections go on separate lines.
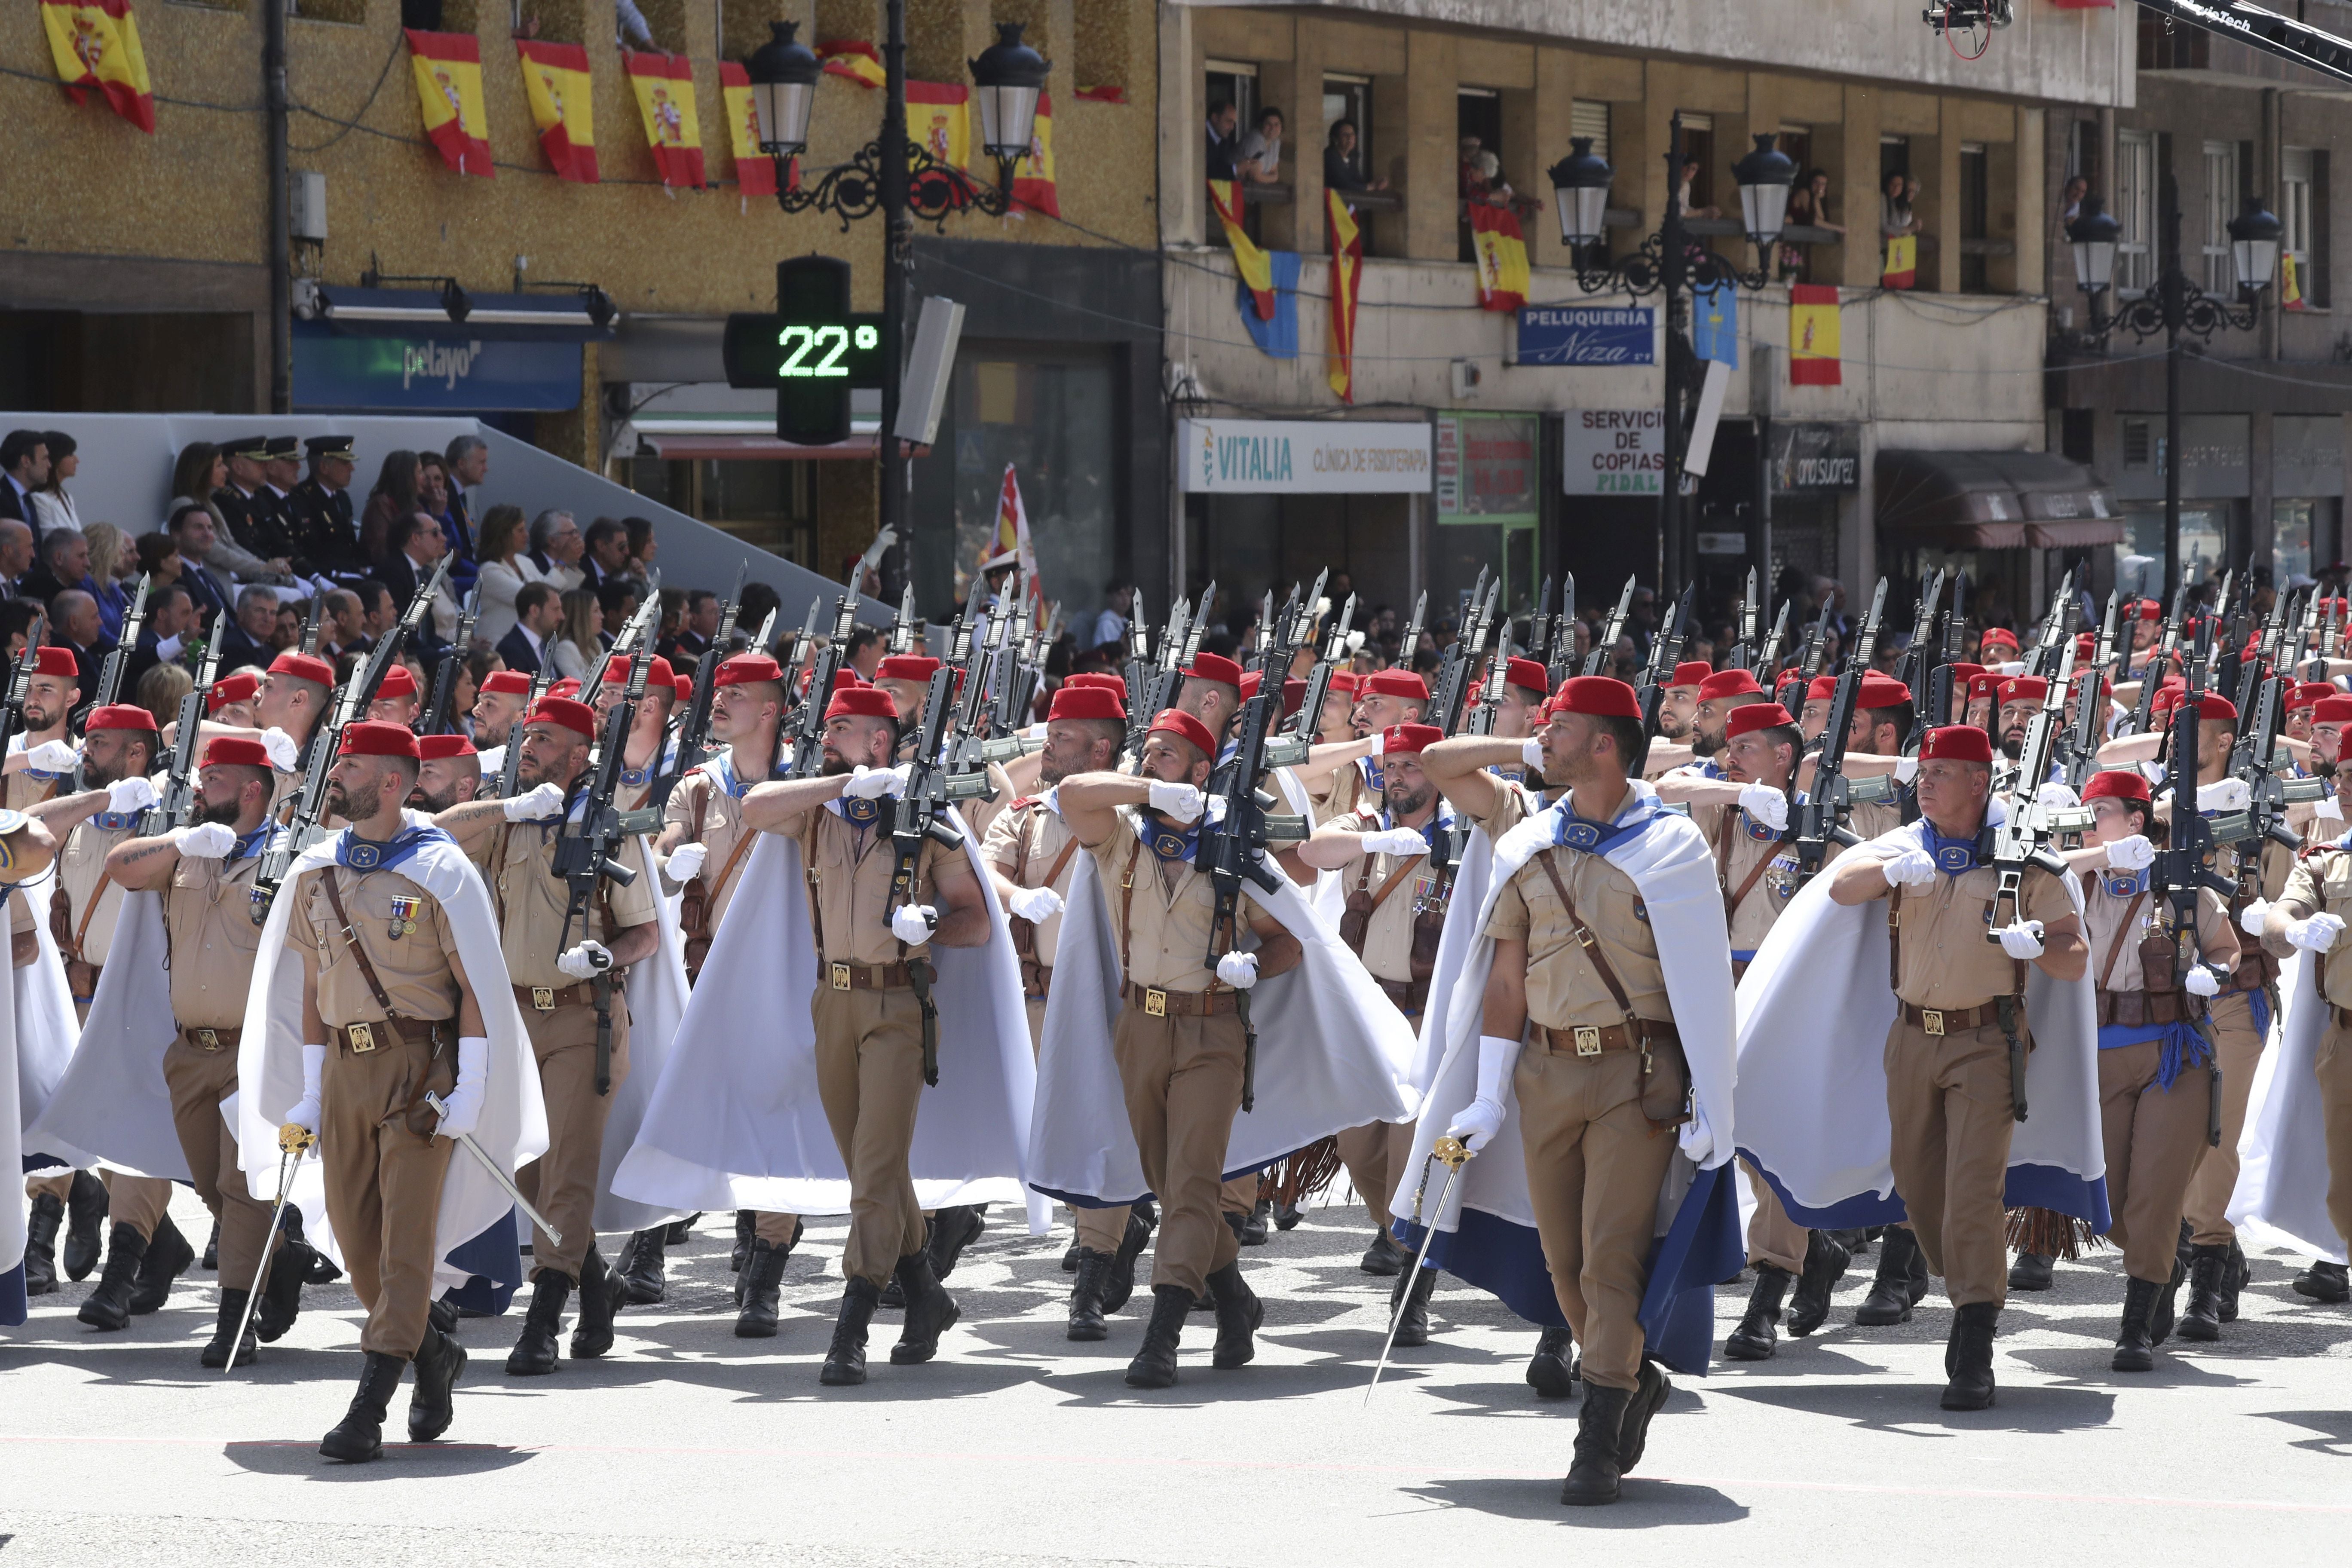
1654, 661, 1710, 746
367, 664, 421, 729
407, 735, 481, 813
287, 435, 364, 579
470, 668, 535, 790
590, 655, 678, 812
432, 695, 660, 1376
1320, 669, 1431, 818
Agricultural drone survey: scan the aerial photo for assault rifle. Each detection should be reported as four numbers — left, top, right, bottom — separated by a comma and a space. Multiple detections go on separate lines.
0, 612, 51, 800
296, 591, 324, 657
1429, 569, 1498, 735
1791, 579, 1886, 879
1754, 600, 1791, 692
1729, 567, 1761, 671
2132, 585, 2191, 737
144, 610, 222, 833
654, 567, 746, 805
2061, 591, 2121, 792
1583, 576, 1634, 678
1130, 583, 1213, 757
1528, 577, 1555, 672
1287, 592, 1358, 743
1635, 585, 1694, 740
785, 596, 861, 779
497, 659, 556, 800
1777, 594, 1834, 717
420, 585, 480, 737
887, 583, 918, 655
2152, 622, 2239, 1145
1894, 570, 1945, 717
72, 577, 149, 792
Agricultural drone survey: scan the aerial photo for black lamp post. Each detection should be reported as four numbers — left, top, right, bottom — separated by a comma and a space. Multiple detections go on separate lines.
2069, 173, 2278, 597
1550, 116, 1793, 589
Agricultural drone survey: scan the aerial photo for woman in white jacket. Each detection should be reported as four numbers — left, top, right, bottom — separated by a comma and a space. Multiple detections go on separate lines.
28, 429, 80, 536
472, 503, 530, 646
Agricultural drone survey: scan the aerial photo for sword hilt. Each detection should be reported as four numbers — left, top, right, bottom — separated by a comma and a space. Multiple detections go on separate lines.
277, 1123, 315, 1155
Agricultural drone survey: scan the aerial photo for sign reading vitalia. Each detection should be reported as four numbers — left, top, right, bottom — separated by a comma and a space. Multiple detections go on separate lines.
1561, 408, 1665, 495
1177, 418, 1433, 494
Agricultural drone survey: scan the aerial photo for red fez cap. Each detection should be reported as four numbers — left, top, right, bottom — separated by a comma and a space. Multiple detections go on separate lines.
29, 646, 77, 679
1048, 684, 1125, 723
1857, 673, 1913, 709
269, 651, 335, 687
207, 672, 260, 712
1966, 672, 2001, 700
1179, 652, 1243, 689
202, 736, 272, 770
1362, 668, 1430, 701
824, 684, 899, 723
1148, 707, 1217, 760
1978, 627, 2021, 651
674, 674, 695, 702
1944, 662, 1986, 685
2082, 769, 2152, 805
1238, 670, 1264, 700
876, 655, 940, 684
1328, 671, 1360, 696
1999, 677, 2048, 705
1668, 661, 1712, 689
602, 654, 676, 689
417, 734, 478, 761
1724, 702, 1796, 741
2315, 696, 2352, 724
525, 696, 597, 738
714, 653, 783, 688
548, 679, 582, 700
479, 669, 533, 697
1548, 676, 1642, 721
1280, 678, 1307, 719
1068, 672, 1128, 699
2291, 681, 2332, 711
337, 720, 421, 759
1505, 657, 1548, 694
1698, 669, 1763, 701
2194, 693, 2238, 721
85, 703, 156, 733
2133, 598, 2162, 621
1920, 725, 1994, 764
1381, 723, 1444, 756
374, 665, 418, 699
2073, 633, 2096, 661
1806, 675, 1838, 703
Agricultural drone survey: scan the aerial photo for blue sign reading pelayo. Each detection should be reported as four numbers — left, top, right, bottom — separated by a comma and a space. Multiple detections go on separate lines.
1515, 305, 1656, 367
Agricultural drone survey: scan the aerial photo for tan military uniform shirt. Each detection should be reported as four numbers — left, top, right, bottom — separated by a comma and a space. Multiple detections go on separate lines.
982, 796, 1078, 967
1690, 800, 1816, 956
1485, 842, 1671, 1031
1332, 806, 1440, 985
2078, 869, 2233, 992
481, 819, 658, 991
791, 804, 947, 968
55, 818, 136, 968
1869, 862, 2075, 1010
663, 762, 758, 933
1092, 818, 1260, 993
2275, 847, 2352, 1003
165, 848, 269, 1029
6, 747, 66, 812
287, 862, 464, 1027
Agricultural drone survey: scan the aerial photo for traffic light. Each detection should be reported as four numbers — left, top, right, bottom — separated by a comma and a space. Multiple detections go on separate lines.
723, 255, 891, 445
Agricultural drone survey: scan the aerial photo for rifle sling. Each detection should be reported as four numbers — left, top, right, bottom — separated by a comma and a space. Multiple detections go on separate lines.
1535, 851, 1641, 1034
2099, 889, 2149, 992
1715, 813, 1786, 925
318, 870, 401, 1023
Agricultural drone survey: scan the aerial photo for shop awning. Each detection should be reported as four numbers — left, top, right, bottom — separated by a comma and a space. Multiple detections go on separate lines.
308, 286, 617, 342
1876, 449, 2122, 550
634, 430, 878, 461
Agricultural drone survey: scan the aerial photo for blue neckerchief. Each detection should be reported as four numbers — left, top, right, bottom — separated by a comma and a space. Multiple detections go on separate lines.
839, 794, 882, 828
337, 823, 449, 873
1135, 810, 1198, 865
1363, 755, 1387, 793
1923, 824, 1993, 875
706, 754, 753, 801
1380, 806, 1449, 856
621, 762, 653, 788
231, 824, 271, 862
1547, 792, 1662, 857
2101, 865, 2151, 900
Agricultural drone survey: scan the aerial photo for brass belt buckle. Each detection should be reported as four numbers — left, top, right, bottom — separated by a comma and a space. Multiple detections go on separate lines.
531, 986, 556, 1012
1144, 987, 1167, 1018
1922, 1008, 1946, 1037
830, 963, 852, 992
193, 1028, 220, 1052
346, 1021, 377, 1053
1573, 1025, 1603, 1057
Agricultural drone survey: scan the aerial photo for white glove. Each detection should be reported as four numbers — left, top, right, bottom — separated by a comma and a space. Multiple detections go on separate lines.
1881, 846, 1939, 888
1359, 826, 1432, 857
434, 1036, 490, 1139
890, 903, 937, 945
2287, 913, 2345, 953
1522, 737, 1545, 771
2184, 965, 2223, 999
842, 763, 909, 800
664, 841, 708, 881
2239, 897, 2272, 937
2197, 778, 2251, 814
24, 739, 76, 774
1737, 782, 1789, 833
1147, 780, 1205, 823
1448, 1033, 1526, 1153
1997, 920, 2046, 960
556, 939, 613, 979
1448, 1096, 1506, 1154
1677, 1101, 1718, 1165
1215, 950, 1259, 989
281, 1042, 327, 1134
260, 726, 299, 772
2037, 781, 2081, 810
175, 821, 236, 859
105, 775, 156, 815
2319, 793, 2346, 822
1007, 885, 1063, 922
502, 781, 567, 821
1894, 756, 1919, 784
2104, 833, 2156, 871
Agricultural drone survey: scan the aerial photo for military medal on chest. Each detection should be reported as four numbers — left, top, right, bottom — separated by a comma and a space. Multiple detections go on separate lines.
386, 894, 420, 941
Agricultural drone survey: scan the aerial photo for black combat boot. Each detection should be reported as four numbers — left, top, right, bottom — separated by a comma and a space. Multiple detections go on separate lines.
926, 1206, 986, 1279
1205, 1262, 1262, 1369
1124, 1284, 1190, 1388
570, 1243, 622, 1359
890, 1251, 961, 1364
665, 1215, 698, 1246
200, 1289, 258, 1369
23, 1191, 63, 1295
1060, 1242, 1081, 1273
77, 1223, 149, 1331
2218, 1241, 2249, 1322
1786, 1229, 1851, 1337
1855, 1227, 1925, 1326
1242, 1197, 1271, 1246
1617, 1360, 1672, 1473
618, 1228, 667, 1305
128, 1214, 194, 1314
254, 1237, 313, 1343
2294, 1259, 2349, 1302
2009, 1251, 2055, 1291
2112, 1275, 2160, 1372
1067, 1249, 1115, 1341
318, 1351, 406, 1463
2177, 1243, 2230, 1342
820, 1277, 882, 1385
1726, 1265, 1792, 1361
200, 1216, 219, 1272
732, 1210, 754, 1273
1387, 1263, 1436, 1349
735, 1239, 790, 1338
1360, 1230, 1406, 1277
1101, 1200, 1157, 1315
408, 1324, 467, 1442
2151, 1253, 2186, 1345
1526, 1325, 1577, 1399
63, 1170, 109, 1281
1559, 1381, 1630, 1506
505, 1271, 571, 1376
1940, 1301, 2000, 1410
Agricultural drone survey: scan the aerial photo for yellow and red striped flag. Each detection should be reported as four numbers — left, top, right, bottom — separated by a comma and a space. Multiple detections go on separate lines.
624, 52, 704, 189
406, 29, 493, 176
987, 465, 1046, 607
718, 61, 782, 198
1469, 205, 1529, 311
40, 0, 152, 134
1008, 90, 1058, 218
2284, 253, 2308, 311
1210, 179, 1275, 321
1882, 233, 1917, 289
818, 39, 885, 89
1326, 190, 1363, 403
1789, 284, 1843, 386
907, 80, 970, 167
516, 40, 596, 183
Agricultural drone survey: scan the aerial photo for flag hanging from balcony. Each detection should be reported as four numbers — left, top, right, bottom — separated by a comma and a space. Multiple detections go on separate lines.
406, 30, 493, 176
1239, 249, 1300, 358
719, 61, 788, 198
1326, 190, 1363, 404
1468, 205, 1528, 311
1007, 90, 1058, 218
988, 465, 1047, 610
907, 81, 970, 167
40, 0, 153, 134
1210, 180, 1275, 320
1692, 282, 1737, 367
2284, 254, 2308, 311
818, 39, 885, 89
516, 40, 597, 183
1882, 233, 1917, 289
1789, 284, 1842, 386
625, 52, 704, 189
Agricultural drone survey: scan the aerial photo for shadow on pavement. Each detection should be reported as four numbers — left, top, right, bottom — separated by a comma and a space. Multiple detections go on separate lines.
1403, 1474, 1750, 1528
1718, 1377, 2114, 1433
223, 1440, 537, 1479
2251, 1407, 2352, 1455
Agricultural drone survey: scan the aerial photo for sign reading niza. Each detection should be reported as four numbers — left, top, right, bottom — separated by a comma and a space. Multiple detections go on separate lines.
1179, 418, 1433, 494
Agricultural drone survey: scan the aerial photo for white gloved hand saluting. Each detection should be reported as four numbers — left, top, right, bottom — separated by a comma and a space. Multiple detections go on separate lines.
2184, 965, 2224, 999
1007, 885, 1063, 922
2239, 897, 2272, 937
1996, 920, 2047, 960
1147, 780, 1205, 824
2287, 913, 2346, 953
433, 1036, 490, 1140
1215, 950, 1259, 989
1881, 846, 1939, 888
1894, 756, 1920, 784
24, 739, 77, 775
502, 781, 567, 822
556, 940, 613, 980
106, 775, 157, 815
2104, 833, 2156, 872
176, 821, 236, 859
1522, 737, 1545, 772
1737, 782, 1789, 833
2197, 778, 2251, 814
842, 764, 910, 800
1359, 826, 1432, 857
260, 727, 299, 772
890, 904, 938, 945
664, 841, 708, 882
282, 1042, 327, 1134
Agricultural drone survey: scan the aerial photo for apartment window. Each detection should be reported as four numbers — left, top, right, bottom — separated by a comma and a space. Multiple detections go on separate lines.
1206, 58, 1258, 153
2116, 130, 2156, 294
1571, 99, 1610, 165
2201, 141, 2239, 293
1960, 142, 1989, 292
1675, 113, 1715, 216
2284, 146, 2330, 307
1323, 73, 1372, 171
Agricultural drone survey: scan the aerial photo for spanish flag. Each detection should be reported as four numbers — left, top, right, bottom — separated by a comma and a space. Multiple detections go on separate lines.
516, 40, 596, 184
1789, 283, 1842, 386
40, 0, 151, 134
988, 464, 1045, 607
1326, 190, 1363, 404
1008, 90, 1058, 218
1469, 204, 1529, 312
1210, 179, 1275, 321
1882, 233, 1917, 289
818, 39, 885, 89
405, 30, 493, 177
719, 61, 784, 198
907, 80, 970, 169
624, 52, 704, 189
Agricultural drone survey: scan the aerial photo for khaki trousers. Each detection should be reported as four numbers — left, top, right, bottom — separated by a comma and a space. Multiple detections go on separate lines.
1336, 1119, 1413, 1232
2182, 991, 2265, 1246
514, 999, 631, 1282
1742, 1155, 1810, 1274
2096, 1040, 2213, 1284
25, 1170, 72, 1201
163, 1037, 279, 1289
1112, 1007, 1244, 1297
812, 986, 928, 1287
2310, 1023, 2352, 1256
22, 1170, 170, 1232
1884, 1018, 2018, 1308
753, 1210, 802, 1244
1515, 1036, 1683, 1393
321, 1027, 456, 1358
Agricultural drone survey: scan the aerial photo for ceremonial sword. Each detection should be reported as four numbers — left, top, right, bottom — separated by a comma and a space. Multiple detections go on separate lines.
223, 1123, 314, 1372
425, 1092, 564, 1246
1364, 1135, 1475, 1404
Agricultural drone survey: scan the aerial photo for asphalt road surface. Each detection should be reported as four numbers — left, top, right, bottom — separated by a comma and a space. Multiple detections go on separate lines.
4, 1186, 2350, 1567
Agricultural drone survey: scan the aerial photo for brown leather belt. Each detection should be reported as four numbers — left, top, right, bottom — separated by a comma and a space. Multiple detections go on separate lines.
1121, 980, 1238, 1017
1020, 957, 1053, 1000
1375, 975, 1429, 1015
823, 960, 912, 992
1537, 1018, 1677, 1057
2096, 989, 2190, 1026
1898, 1001, 2004, 1035
331, 1016, 453, 1055
179, 1024, 241, 1054
513, 980, 621, 1012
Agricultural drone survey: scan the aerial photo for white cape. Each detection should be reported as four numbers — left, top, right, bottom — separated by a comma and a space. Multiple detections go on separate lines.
2229, 951, 2340, 1262
13, 873, 87, 1167
235, 813, 549, 1295
614, 806, 1039, 1217
0, 880, 30, 1318
585, 833, 689, 1234
25, 890, 187, 1179
1025, 827, 1417, 1207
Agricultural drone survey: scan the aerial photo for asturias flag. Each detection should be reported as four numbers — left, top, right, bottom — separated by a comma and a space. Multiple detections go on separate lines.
1789, 283, 1843, 386
1468, 205, 1529, 312
720, 61, 781, 198
516, 40, 597, 183
625, 52, 704, 189
405, 30, 493, 177
1882, 233, 1917, 289
1326, 190, 1364, 404
1210, 179, 1276, 321
40, 0, 152, 134
818, 39, 885, 89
